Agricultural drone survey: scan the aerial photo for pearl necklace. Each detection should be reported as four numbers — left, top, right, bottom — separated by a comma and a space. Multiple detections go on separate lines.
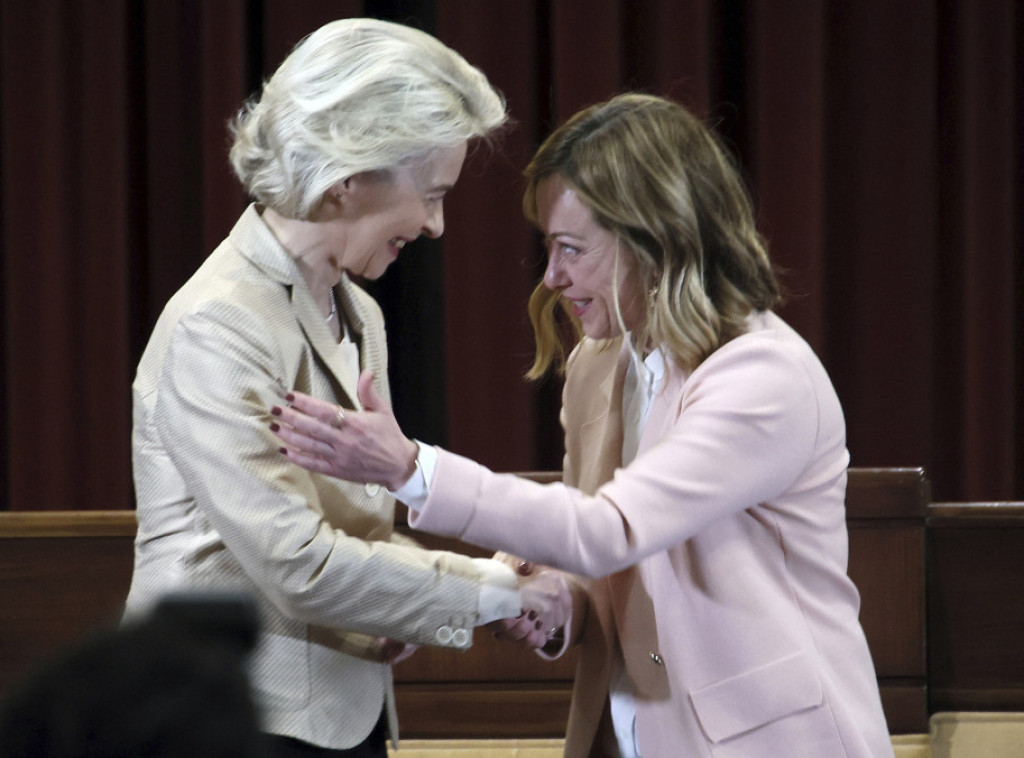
326, 288, 337, 322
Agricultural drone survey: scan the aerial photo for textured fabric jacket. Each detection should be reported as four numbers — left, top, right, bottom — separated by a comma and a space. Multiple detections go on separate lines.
126, 205, 484, 749
411, 312, 894, 757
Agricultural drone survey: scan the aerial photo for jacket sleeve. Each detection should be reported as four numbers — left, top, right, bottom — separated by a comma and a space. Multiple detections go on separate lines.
152, 299, 484, 647
410, 336, 820, 579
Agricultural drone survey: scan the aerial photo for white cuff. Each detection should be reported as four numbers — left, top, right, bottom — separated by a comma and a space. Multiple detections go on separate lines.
472, 558, 522, 625
388, 441, 438, 511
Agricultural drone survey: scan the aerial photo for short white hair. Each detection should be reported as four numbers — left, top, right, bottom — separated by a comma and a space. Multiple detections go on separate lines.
229, 18, 507, 219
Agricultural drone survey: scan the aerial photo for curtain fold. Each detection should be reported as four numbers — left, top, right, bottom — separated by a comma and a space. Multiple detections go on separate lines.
436, 2, 549, 470
2, 1, 133, 512
822, 0, 941, 481
1, 0, 1020, 509
939, 0, 1020, 499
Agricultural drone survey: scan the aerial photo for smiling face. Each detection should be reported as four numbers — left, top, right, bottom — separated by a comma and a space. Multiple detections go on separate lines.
334, 142, 468, 280
536, 174, 645, 340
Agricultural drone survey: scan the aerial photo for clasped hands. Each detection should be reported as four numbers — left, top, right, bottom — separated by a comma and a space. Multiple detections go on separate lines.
489, 560, 570, 651
380, 563, 567, 664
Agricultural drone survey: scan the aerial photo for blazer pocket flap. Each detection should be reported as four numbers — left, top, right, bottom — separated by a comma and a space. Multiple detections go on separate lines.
690, 651, 823, 743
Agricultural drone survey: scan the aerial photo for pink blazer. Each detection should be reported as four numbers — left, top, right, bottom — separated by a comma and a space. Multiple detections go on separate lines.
411, 312, 893, 757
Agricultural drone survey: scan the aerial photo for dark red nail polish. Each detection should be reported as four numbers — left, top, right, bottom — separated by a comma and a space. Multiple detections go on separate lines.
269, 423, 279, 432
279, 447, 287, 455
271, 406, 282, 416
528, 611, 536, 621
285, 393, 295, 402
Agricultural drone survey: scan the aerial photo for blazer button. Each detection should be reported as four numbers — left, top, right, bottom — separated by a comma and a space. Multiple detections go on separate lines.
365, 483, 381, 497
434, 625, 454, 645
452, 628, 471, 648
649, 651, 664, 666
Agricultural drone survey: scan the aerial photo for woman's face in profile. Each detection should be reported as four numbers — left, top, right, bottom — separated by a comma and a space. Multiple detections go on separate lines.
335, 142, 468, 280
536, 174, 644, 340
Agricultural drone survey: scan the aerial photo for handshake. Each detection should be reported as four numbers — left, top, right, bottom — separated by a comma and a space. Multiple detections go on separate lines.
487, 558, 571, 651
381, 557, 570, 665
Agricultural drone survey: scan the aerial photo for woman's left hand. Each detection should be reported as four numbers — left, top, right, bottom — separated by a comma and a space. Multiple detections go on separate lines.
487, 566, 570, 650
270, 370, 418, 490
380, 638, 419, 665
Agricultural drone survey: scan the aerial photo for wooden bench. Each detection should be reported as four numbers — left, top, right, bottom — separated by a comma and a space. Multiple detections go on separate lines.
0, 511, 136, 694
1, 467, 1004, 739
927, 501, 1024, 714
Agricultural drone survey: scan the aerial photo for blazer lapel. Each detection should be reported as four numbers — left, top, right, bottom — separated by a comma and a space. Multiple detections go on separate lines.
232, 204, 363, 408
637, 360, 688, 455
335, 273, 374, 387
290, 282, 362, 408
572, 338, 629, 495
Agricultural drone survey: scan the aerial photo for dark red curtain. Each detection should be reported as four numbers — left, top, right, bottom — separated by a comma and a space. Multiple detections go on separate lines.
2, 0, 1021, 511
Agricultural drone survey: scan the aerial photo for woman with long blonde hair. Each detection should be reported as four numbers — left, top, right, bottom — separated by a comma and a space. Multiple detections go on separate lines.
272, 93, 893, 758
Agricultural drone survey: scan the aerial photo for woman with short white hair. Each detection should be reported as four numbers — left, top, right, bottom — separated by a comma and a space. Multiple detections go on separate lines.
125, 19, 562, 758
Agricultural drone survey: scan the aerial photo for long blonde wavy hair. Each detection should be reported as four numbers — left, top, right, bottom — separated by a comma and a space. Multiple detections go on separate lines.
523, 93, 782, 379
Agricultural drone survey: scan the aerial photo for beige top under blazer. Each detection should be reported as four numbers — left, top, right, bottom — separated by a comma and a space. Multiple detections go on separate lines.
126, 205, 485, 750
411, 312, 894, 757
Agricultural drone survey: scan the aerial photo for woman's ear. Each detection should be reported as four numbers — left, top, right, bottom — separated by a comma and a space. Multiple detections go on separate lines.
329, 178, 353, 204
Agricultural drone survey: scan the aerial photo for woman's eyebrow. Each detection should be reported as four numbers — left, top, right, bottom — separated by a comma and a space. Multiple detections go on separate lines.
544, 230, 586, 243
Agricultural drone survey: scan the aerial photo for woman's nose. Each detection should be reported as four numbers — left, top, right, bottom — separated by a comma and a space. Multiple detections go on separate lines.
543, 254, 569, 290
422, 202, 445, 239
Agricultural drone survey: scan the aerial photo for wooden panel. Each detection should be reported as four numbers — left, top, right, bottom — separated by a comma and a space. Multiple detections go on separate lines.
0, 510, 137, 538
846, 467, 929, 519
394, 683, 572, 740
928, 502, 1024, 528
846, 467, 928, 733
927, 502, 1024, 713
848, 525, 926, 677
878, 684, 929, 736
0, 535, 134, 694
0, 468, 937, 738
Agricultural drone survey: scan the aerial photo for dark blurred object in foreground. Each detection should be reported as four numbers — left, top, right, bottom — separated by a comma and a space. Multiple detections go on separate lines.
0, 592, 264, 757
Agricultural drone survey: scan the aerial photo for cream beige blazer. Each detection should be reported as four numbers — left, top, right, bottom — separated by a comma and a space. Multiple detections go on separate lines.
412, 312, 894, 757
126, 205, 484, 750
